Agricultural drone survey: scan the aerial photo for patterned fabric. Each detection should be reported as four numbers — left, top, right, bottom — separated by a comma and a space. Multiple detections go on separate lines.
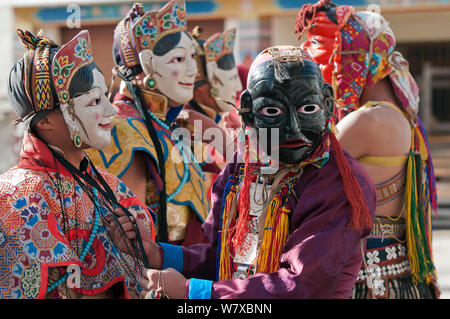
16, 30, 59, 116
113, 3, 144, 68
204, 28, 236, 63
333, 12, 396, 115
375, 169, 406, 205
52, 30, 93, 104
0, 133, 155, 299
299, 7, 419, 122
86, 91, 210, 243
352, 217, 436, 299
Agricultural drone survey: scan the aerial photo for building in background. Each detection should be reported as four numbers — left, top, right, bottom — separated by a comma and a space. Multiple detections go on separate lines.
0, 0, 450, 173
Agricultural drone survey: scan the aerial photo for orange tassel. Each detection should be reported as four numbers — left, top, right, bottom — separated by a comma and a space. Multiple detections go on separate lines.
330, 132, 372, 231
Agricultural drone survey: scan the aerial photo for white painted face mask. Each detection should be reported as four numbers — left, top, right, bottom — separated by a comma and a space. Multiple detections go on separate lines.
60, 69, 116, 149
151, 32, 197, 106
206, 62, 242, 112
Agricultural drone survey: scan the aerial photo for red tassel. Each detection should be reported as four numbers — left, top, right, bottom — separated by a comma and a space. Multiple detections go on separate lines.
330, 132, 372, 232
233, 135, 252, 256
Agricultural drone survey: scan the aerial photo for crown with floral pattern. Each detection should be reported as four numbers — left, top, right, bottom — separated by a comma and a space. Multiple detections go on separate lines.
52, 30, 94, 104
132, 0, 187, 53
204, 28, 236, 63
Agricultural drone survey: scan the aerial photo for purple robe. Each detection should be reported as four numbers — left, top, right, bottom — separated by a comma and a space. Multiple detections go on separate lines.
162, 146, 376, 298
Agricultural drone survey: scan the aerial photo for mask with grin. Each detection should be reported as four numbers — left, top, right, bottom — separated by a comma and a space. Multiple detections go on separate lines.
240, 46, 334, 165
52, 30, 116, 149
113, 0, 196, 107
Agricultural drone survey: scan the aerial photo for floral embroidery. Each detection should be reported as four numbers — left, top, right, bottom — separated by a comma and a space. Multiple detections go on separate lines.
372, 278, 386, 296
52, 55, 74, 88
160, 13, 174, 30
397, 244, 406, 257
366, 250, 380, 264
172, 3, 185, 28
366, 264, 385, 296
136, 16, 158, 40
20, 264, 41, 298
15, 193, 68, 262
385, 246, 397, 260
74, 36, 92, 61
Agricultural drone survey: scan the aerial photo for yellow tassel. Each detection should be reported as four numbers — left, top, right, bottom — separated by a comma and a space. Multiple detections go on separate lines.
405, 149, 419, 280
256, 195, 290, 274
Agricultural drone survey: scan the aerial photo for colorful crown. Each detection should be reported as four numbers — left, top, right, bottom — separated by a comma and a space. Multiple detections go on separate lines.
204, 28, 237, 63
132, 0, 187, 53
16, 29, 59, 115
52, 30, 94, 104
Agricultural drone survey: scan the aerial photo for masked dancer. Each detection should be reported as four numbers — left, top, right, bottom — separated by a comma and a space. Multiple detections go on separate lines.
0, 29, 155, 299
87, 0, 210, 246
296, 0, 439, 298
110, 46, 376, 299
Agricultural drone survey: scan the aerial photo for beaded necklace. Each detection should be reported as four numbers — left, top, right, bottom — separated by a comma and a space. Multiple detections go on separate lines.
46, 188, 100, 293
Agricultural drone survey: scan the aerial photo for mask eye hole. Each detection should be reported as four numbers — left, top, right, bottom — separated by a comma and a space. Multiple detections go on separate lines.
170, 56, 185, 64
259, 106, 284, 117
88, 97, 102, 107
298, 104, 321, 114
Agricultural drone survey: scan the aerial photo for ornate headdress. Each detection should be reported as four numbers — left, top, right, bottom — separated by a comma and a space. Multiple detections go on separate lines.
295, 1, 419, 122
132, 0, 186, 52
113, 3, 145, 69
204, 28, 236, 63
52, 30, 94, 105
114, 0, 187, 70
190, 27, 238, 104
15, 29, 59, 122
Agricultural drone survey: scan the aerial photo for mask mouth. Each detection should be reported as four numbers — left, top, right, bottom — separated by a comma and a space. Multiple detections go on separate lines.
98, 122, 112, 129
179, 81, 194, 87
278, 138, 312, 149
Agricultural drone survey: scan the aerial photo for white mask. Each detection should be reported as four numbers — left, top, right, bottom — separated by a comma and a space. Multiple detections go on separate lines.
61, 69, 116, 149
139, 32, 197, 106
206, 61, 242, 112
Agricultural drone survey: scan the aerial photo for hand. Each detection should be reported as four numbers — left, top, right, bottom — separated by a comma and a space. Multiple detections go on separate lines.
140, 268, 188, 299
108, 207, 162, 268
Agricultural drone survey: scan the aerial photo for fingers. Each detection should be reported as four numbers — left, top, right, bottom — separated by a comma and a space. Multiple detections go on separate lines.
114, 207, 136, 219
109, 215, 139, 243
140, 269, 159, 298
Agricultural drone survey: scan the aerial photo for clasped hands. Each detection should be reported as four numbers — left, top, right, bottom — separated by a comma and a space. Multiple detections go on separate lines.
109, 208, 187, 299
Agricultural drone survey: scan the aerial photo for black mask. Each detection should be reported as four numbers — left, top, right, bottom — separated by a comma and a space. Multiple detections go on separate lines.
240, 57, 334, 165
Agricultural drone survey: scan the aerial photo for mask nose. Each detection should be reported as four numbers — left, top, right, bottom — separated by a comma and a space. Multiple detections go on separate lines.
103, 99, 116, 118
286, 107, 301, 133
186, 54, 198, 78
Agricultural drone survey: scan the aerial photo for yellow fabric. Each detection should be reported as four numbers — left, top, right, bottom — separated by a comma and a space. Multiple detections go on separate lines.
358, 155, 408, 167
87, 92, 210, 242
